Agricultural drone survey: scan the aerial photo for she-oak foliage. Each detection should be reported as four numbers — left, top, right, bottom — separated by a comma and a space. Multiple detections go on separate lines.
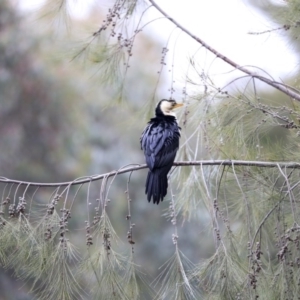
2, 0, 300, 299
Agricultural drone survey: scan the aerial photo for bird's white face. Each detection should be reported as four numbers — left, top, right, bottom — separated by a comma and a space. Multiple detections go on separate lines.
159, 100, 183, 116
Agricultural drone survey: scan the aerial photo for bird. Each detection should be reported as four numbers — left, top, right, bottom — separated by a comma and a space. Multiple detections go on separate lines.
140, 99, 183, 204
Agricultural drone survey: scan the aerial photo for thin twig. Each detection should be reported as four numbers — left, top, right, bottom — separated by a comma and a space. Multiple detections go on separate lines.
148, 0, 300, 102
250, 203, 279, 251
277, 164, 297, 224
200, 163, 219, 248
232, 162, 252, 240
126, 171, 135, 249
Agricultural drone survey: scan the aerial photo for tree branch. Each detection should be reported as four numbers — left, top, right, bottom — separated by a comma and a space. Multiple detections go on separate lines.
0, 160, 299, 187
148, 0, 300, 102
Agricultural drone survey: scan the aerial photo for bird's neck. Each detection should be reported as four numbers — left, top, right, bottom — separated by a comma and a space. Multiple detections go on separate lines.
153, 114, 177, 122
155, 110, 177, 118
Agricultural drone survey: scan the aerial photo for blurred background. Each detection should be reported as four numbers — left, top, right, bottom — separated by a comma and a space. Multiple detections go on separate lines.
1, 1, 205, 298
1, 0, 300, 299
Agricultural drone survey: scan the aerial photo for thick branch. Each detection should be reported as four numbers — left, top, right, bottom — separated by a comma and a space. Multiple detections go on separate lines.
148, 0, 300, 102
0, 160, 299, 187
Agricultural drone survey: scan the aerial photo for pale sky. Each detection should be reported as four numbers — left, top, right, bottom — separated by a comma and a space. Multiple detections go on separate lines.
143, 0, 297, 95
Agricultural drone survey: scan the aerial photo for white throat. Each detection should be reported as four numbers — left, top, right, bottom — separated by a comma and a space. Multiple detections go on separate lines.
160, 101, 176, 117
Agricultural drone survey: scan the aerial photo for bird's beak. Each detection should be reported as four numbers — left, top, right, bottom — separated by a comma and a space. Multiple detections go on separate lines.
173, 103, 184, 109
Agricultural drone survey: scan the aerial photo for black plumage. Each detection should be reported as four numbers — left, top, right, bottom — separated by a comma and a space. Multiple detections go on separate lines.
140, 99, 183, 204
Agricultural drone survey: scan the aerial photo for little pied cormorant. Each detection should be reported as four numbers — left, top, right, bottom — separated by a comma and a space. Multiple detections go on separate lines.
140, 99, 183, 204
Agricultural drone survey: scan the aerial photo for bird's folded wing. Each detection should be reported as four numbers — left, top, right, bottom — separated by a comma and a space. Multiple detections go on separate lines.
141, 122, 180, 171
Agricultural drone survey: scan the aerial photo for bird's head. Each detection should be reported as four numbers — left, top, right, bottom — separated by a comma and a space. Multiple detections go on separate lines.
155, 99, 183, 117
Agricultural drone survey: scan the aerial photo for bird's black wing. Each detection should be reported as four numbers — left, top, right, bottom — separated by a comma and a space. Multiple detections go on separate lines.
141, 120, 180, 171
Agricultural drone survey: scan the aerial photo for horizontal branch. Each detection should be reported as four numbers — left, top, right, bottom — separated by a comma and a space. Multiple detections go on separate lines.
0, 160, 299, 188
148, 0, 300, 102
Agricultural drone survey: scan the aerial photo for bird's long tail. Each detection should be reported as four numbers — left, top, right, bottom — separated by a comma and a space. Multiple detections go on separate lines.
145, 170, 168, 204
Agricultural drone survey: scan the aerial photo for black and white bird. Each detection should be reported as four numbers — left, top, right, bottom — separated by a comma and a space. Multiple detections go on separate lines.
140, 99, 183, 204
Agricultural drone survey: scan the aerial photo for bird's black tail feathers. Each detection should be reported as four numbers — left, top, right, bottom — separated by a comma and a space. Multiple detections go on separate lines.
145, 170, 168, 204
